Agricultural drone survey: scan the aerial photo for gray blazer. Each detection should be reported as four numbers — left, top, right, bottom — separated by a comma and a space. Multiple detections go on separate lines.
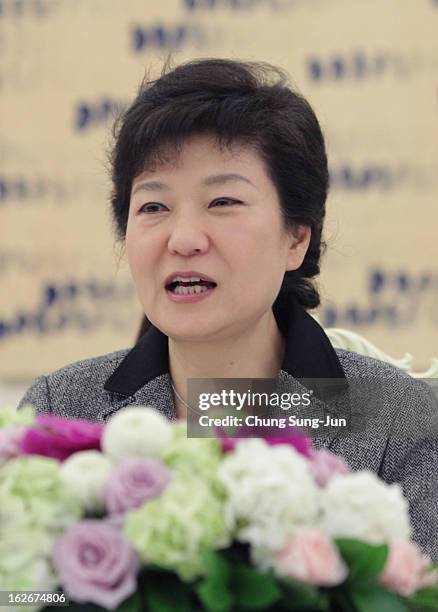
18, 296, 438, 561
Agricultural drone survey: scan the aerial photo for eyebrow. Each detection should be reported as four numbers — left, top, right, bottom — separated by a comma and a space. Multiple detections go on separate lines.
131, 173, 257, 195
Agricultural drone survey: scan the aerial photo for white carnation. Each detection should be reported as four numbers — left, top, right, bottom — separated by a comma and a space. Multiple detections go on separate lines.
218, 439, 320, 557
102, 405, 172, 460
320, 471, 411, 543
59, 450, 112, 511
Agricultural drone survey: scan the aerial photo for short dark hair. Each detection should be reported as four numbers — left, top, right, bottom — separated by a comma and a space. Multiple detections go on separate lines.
110, 57, 328, 324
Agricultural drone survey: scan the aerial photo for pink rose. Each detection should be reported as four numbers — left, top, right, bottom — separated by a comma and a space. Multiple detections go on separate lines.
0, 426, 27, 463
105, 457, 172, 515
379, 541, 438, 596
309, 449, 351, 486
276, 528, 348, 587
53, 520, 138, 610
20, 414, 104, 461
216, 425, 312, 457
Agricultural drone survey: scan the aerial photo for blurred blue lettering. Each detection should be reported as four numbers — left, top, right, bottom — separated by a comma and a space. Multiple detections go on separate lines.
329, 165, 401, 191
370, 269, 434, 296
184, 0, 258, 9
308, 52, 396, 82
322, 269, 437, 329
74, 98, 126, 131
131, 23, 197, 52
0, 280, 135, 340
0, 0, 50, 17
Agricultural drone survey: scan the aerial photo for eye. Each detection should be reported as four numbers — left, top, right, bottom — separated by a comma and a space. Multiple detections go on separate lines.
210, 198, 242, 208
139, 202, 168, 214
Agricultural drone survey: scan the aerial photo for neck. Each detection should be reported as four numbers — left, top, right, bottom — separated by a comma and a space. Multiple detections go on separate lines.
168, 310, 285, 419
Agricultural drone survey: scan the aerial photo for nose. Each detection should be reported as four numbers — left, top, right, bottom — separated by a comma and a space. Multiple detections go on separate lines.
167, 215, 210, 256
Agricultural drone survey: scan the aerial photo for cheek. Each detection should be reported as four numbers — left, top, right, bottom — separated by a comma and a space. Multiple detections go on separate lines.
225, 220, 286, 269
126, 242, 154, 291
125, 225, 156, 270
125, 234, 142, 274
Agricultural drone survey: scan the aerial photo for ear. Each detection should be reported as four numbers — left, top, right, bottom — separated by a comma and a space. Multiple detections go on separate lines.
285, 225, 311, 271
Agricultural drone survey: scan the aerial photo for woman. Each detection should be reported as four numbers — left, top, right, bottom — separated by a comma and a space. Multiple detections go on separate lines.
18, 58, 438, 559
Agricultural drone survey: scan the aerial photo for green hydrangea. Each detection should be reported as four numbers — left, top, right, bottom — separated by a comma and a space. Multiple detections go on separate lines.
0, 528, 57, 591
124, 474, 230, 580
0, 456, 80, 600
0, 456, 82, 531
161, 423, 224, 488
0, 405, 35, 428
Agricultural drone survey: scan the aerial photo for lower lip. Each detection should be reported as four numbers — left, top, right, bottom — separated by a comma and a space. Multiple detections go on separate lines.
165, 286, 216, 303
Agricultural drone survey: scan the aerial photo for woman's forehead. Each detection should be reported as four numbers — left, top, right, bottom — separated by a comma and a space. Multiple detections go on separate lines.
134, 134, 262, 178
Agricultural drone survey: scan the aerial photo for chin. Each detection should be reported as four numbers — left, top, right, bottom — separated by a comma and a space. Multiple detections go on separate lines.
167, 327, 218, 342
162, 319, 227, 342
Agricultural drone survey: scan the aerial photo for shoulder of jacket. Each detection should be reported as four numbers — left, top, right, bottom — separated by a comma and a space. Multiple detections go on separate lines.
44, 348, 130, 385
18, 348, 132, 418
334, 348, 413, 380
334, 347, 436, 413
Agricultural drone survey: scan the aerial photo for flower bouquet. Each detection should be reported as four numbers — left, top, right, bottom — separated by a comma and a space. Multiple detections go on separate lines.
0, 405, 437, 612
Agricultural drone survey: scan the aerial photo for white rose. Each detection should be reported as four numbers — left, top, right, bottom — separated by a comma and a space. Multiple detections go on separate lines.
320, 471, 411, 543
60, 450, 112, 511
102, 406, 172, 460
218, 439, 320, 561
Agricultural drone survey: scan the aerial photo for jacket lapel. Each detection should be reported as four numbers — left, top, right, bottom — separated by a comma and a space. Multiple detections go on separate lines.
100, 373, 177, 423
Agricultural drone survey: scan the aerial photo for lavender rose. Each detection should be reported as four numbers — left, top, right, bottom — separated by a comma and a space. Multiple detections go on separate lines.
105, 457, 172, 515
52, 520, 138, 610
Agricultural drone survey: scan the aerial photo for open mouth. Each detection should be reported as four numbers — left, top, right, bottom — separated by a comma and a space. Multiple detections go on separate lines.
166, 280, 217, 295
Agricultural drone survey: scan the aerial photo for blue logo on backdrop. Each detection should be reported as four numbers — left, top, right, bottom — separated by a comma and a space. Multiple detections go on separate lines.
0, 280, 135, 340
184, 0, 264, 10
0, 178, 34, 202
368, 270, 434, 296
307, 51, 438, 82
0, 0, 51, 17
308, 53, 388, 82
131, 23, 205, 52
0, 175, 104, 204
74, 98, 127, 131
320, 269, 437, 328
183, 0, 319, 10
329, 165, 398, 191
329, 164, 438, 192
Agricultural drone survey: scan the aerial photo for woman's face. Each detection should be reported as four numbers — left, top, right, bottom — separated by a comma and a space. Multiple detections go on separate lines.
126, 134, 310, 342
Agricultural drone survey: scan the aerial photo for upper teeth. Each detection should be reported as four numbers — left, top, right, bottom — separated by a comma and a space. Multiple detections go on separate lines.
171, 276, 204, 283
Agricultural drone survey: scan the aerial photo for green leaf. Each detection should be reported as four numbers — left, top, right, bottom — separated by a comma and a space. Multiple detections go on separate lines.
144, 572, 193, 612
336, 538, 388, 584
232, 566, 281, 610
407, 586, 438, 611
202, 549, 232, 582
196, 577, 234, 612
329, 589, 357, 612
115, 592, 142, 612
352, 585, 408, 612
196, 550, 233, 611
280, 579, 329, 611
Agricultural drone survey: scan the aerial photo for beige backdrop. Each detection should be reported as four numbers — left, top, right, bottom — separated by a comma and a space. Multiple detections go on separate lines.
1, 0, 437, 379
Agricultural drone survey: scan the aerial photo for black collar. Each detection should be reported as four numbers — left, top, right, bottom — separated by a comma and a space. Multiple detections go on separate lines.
104, 292, 346, 397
